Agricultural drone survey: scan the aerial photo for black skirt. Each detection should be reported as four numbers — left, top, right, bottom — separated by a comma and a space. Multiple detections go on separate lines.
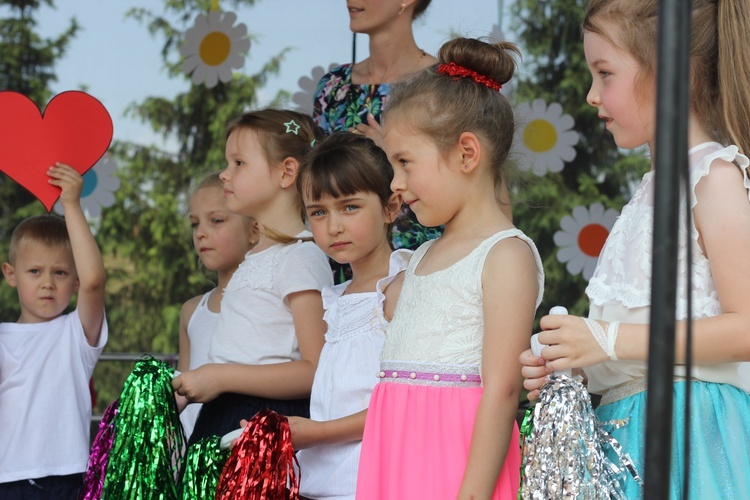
189, 392, 310, 446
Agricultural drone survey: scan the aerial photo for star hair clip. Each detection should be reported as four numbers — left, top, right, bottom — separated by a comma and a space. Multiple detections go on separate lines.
284, 119, 301, 135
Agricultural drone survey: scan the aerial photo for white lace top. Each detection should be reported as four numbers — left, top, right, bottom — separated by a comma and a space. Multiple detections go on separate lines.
585, 142, 750, 394
381, 229, 544, 371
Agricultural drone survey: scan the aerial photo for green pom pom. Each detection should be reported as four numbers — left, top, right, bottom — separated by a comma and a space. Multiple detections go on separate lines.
102, 357, 185, 500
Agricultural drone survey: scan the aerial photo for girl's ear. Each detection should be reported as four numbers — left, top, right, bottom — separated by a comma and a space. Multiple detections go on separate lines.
279, 157, 300, 189
1, 262, 16, 287
385, 193, 403, 223
456, 132, 482, 174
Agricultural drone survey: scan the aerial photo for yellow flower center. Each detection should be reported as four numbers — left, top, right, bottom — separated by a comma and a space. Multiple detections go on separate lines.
199, 31, 231, 66
523, 119, 557, 153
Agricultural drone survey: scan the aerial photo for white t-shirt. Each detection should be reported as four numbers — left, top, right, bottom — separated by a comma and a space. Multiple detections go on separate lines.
209, 233, 333, 365
0, 309, 108, 483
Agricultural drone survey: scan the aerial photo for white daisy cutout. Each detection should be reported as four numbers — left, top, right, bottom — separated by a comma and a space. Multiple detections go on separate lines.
554, 203, 619, 281
513, 99, 579, 176
488, 23, 504, 42
180, 10, 250, 88
54, 154, 120, 219
292, 64, 338, 115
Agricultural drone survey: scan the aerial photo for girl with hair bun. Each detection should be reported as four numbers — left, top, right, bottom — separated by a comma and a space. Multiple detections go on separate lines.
356, 38, 544, 499
172, 109, 332, 444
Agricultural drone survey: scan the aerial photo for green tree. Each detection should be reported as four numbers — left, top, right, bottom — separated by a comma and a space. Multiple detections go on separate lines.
93, 0, 289, 410
0, 0, 79, 320
509, 0, 649, 318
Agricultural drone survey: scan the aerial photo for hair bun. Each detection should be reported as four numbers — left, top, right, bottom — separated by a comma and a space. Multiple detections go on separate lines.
437, 37, 520, 86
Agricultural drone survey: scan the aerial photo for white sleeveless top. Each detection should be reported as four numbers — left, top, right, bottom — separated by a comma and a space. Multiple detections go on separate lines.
585, 142, 750, 394
381, 229, 545, 372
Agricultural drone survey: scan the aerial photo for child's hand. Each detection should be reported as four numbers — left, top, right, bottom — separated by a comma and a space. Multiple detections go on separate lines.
351, 112, 384, 146
519, 348, 548, 401
174, 392, 189, 413
287, 416, 323, 450
229, 419, 249, 449
48, 163, 83, 208
535, 314, 609, 373
171, 364, 222, 403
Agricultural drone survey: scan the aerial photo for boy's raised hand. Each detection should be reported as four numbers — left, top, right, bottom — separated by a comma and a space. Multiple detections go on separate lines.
47, 163, 84, 207
48, 162, 107, 347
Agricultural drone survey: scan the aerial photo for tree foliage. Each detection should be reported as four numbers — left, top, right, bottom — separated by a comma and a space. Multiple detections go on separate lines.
93, 0, 289, 408
0, 0, 79, 320
509, 0, 649, 319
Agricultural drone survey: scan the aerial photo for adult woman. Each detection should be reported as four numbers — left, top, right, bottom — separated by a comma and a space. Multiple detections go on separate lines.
313, 0, 436, 139
314, 1, 443, 255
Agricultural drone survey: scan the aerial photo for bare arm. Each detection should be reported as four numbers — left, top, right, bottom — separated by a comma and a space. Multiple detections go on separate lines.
287, 409, 367, 450
173, 289, 326, 402
175, 295, 200, 412
177, 296, 201, 373
49, 163, 106, 347
381, 271, 405, 322
458, 238, 538, 499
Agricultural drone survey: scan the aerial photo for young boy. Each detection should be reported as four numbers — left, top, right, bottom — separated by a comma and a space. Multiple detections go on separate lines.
0, 163, 108, 499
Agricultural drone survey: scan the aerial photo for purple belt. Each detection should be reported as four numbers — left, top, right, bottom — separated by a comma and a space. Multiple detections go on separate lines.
378, 362, 482, 387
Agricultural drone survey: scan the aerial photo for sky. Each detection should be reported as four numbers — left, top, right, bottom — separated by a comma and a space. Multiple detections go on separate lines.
30, 0, 508, 152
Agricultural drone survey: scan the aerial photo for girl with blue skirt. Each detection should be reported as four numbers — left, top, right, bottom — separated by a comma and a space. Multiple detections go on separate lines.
522, 1, 750, 497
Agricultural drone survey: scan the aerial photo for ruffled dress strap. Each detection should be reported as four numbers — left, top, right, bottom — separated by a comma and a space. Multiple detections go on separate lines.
375, 249, 412, 305
688, 142, 750, 207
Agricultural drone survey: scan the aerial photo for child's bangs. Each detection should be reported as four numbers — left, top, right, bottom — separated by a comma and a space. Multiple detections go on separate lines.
304, 154, 375, 202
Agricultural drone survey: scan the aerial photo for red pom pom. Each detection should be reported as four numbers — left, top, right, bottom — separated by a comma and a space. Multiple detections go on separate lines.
215, 410, 299, 500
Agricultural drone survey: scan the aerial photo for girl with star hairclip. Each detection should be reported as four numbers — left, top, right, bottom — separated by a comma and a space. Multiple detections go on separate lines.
172, 109, 332, 458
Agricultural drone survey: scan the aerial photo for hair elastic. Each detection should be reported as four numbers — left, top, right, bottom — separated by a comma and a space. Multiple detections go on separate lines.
583, 318, 619, 361
436, 62, 503, 92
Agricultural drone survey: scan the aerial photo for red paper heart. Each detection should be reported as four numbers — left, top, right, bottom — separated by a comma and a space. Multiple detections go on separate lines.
0, 91, 113, 211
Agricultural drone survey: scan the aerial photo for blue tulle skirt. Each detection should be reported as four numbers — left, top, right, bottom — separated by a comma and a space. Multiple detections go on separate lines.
596, 380, 750, 499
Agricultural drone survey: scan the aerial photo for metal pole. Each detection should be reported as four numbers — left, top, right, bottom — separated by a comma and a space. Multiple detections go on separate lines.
644, 0, 692, 498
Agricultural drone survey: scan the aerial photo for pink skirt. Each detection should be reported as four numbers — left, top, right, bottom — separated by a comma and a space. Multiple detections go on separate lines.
356, 379, 520, 499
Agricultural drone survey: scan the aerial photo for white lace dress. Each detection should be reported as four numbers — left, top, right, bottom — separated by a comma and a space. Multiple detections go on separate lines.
357, 229, 544, 500
585, 142, 750, 498
296, 250, 410, 500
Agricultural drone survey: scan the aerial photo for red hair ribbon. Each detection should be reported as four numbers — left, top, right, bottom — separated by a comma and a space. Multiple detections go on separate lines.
437, 62, 503, 91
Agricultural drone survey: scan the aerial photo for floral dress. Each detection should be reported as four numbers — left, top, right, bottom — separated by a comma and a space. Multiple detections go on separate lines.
313, 64, 443, 281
